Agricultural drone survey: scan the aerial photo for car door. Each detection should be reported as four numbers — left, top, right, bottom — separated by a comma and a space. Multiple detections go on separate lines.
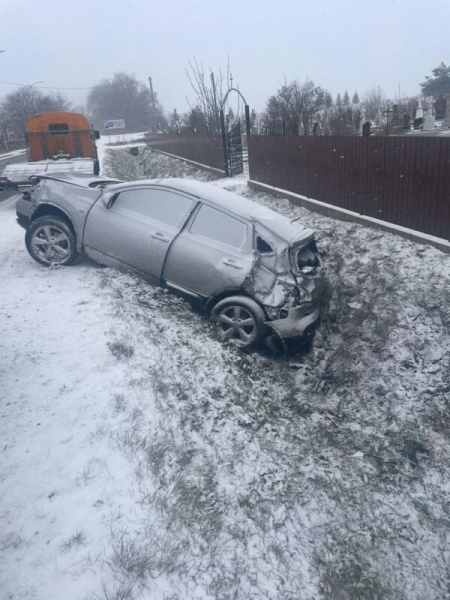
162, 203, 254, 297
83, 186, 197, 281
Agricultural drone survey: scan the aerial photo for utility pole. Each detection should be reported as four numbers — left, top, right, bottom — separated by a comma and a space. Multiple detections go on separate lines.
211, 72, 220, 133
20, 81, 44, 141
148, 76, 157, 132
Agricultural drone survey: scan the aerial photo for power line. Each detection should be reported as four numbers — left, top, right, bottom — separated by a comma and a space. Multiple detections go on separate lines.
0, 79, 149, 91
0, 80, 94, 90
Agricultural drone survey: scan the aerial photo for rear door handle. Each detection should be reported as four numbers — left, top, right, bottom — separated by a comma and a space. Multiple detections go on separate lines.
222, 259, 243, 270
151, 232, 170, 243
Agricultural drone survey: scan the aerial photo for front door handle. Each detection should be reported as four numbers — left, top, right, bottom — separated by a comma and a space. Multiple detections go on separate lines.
222, 259, 243, 270
151, 232, 170, 243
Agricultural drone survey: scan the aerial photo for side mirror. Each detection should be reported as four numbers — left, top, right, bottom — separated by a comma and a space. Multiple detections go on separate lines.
94, 130, 100, 140
102, 192, 118, 209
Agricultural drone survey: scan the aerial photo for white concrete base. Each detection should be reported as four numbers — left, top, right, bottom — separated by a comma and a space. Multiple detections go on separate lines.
248, 180, 450, 254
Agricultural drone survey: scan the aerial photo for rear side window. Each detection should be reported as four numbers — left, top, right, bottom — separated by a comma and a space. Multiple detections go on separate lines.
190, 204, 247, 250
114, 188, 195, 228
256, 236, 273, 253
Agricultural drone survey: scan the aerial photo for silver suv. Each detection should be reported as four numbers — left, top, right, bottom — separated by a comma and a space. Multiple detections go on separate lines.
16, 175, 326, 351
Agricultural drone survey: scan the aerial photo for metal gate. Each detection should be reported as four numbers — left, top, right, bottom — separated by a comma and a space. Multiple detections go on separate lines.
219, 91, 250, 177
226, 121, 243, 176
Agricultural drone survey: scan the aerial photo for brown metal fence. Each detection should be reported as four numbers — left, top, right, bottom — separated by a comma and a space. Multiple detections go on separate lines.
248, 136, 450, 240
145, 134, 225, 173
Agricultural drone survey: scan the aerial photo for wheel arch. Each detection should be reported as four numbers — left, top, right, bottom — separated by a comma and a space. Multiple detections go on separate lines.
204, 287, 269, 318
30, 204, 77, 238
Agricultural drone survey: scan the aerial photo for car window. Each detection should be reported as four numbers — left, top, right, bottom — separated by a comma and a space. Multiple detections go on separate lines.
256, 236, 274, 253
114, 188, 194, 228
189, 204, 247, 250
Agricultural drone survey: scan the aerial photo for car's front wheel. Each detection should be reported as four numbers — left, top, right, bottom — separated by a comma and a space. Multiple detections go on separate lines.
210, 296, 267, 350
25, 216, 78, 267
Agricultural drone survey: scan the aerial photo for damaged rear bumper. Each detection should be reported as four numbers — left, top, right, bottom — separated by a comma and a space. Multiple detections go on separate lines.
266, 303, 320, 340
264, 303, 320, 352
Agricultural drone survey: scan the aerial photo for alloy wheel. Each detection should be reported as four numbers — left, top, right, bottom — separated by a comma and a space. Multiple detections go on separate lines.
216, 305, 256, 347
31, 225, 71, 265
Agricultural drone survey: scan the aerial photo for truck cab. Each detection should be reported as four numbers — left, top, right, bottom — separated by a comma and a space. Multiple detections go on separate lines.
1, 111, 101, 184
26, 111, 100, 170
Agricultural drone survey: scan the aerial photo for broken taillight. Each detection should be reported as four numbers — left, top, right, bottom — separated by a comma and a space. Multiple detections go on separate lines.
296, 240, 320, 271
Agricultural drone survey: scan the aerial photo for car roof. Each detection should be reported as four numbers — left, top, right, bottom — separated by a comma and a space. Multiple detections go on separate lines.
38, 173, 122, 187
108, 178, 314, 244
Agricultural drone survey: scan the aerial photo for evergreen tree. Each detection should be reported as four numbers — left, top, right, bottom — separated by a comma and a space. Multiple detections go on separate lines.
265, 79, 326, 136
182, 105, 208, 133
250, 109, 257, 131
170, 109, 180, 133
421, 62, 450, 97
325, 92, 333, 109
227, 107, 235, 121
352, 92, 360, 104
336, 93, 342, 110
343, 91, 350, 106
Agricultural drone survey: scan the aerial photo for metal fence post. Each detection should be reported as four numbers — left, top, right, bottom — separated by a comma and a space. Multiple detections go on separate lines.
220, 109, 229, 177
245, 105, 251, 136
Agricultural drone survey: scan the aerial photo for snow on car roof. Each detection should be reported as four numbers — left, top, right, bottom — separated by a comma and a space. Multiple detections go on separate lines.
109, 177, 315, 243
37, 173, 122, 187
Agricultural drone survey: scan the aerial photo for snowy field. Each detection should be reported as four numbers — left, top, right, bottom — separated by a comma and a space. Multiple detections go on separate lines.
1, 147, 449, 600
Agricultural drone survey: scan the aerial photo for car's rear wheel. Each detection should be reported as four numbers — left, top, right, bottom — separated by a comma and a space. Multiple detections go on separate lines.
25, 216, 78, 267
210, 296, 267, 350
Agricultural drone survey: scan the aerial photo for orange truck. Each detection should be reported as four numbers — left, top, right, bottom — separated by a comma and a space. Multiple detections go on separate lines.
1, 111, 101, 183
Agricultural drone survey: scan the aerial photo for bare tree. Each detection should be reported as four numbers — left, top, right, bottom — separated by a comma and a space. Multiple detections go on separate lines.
185, 58, 229, 134
0, 87, 70, 148
361, 86, 386, 120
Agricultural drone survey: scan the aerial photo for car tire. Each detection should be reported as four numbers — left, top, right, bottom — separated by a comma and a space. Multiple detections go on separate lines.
210, 296, 267, 350
25, 216, 78, 267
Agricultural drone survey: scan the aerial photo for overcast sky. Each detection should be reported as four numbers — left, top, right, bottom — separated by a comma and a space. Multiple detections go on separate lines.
1, 0, 449, 118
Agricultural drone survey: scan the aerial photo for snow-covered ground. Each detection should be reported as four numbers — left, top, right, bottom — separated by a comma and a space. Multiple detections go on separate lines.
1, 147, 449, 600
96, 131, 148, 176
